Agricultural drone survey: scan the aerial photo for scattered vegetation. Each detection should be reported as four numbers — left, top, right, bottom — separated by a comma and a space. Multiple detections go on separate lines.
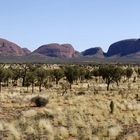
0, 63, 139, 139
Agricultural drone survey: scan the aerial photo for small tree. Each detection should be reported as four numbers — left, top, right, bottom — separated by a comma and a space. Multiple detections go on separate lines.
20, 64, 29, 87
78, 67, 86, 82
25, 65, 38, 93
25, 72, 36, 93
92, 68, 100, 82
11, 67, 21, 86
64, 66, 79, 89
125, 67, 133, 81
35, 67, 47, 92
99, 65, 123, 90
52, 69, 64, 85
84, 69, 92, 80
0, 67, 5, 92
3, 68, 13, 87
137, 67, 140, 77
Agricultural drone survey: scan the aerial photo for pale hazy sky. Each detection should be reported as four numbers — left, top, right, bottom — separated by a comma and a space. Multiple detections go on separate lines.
0, 0, 140, 52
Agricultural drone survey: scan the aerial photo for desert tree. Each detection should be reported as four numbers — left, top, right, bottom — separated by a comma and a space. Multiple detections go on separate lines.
64, 66, 79, 89
125, 67, 133, 81
24, 64, 40, 93
113, 66, 124, 86
135, 67, 140, 78
52, 69, 64, 85
3, 68, 13, 87
20, 64, 30, 87
138, 67, 140, 77
92, 68, 100, 82
92, 68, 100, 77
25, 71, 36, 93
0, 66, 5, 92
35, 67, 47, 92
84, 69, 92, 81
99, 65, 123, 90
78, 67, 86, 82
11, 67, 21, 86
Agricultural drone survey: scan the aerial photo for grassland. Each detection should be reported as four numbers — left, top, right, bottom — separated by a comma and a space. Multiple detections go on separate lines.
0, 65, 140, 140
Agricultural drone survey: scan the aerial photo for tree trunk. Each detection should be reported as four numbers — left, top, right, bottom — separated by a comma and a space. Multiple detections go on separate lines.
32, 83, 34, 93
107, 81, 110, 91
70, 83, 72, 89
56, 80, 58, 85
27, 86, 29, 93
6, 79, 9, 87
22, 77, 25, 87
0, 82, 1, 92
39, 83, 42, 92
116, 81, 119, 87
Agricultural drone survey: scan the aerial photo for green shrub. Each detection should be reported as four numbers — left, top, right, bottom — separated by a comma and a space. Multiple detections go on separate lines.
31, 96, 49, 107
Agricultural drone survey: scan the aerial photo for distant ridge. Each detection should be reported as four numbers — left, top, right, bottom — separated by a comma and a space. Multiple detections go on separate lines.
1, 37, 140, 63
82, 47, 104, 58
0, 38, 30, 56
33, 43, 79, 58
107, 39, 140, 57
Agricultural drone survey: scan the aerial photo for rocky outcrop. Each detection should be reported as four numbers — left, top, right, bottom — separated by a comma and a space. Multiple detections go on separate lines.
82, 47, 104, 58
107, 39, 140, 57
0, 38, 30, 56
33, 43, 77, 58
22, 48, 31, 55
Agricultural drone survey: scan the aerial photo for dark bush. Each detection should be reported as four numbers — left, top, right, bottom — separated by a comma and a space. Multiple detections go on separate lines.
77, 91, 86, 96
44, 83, 53, 89
31, 96, 49, 107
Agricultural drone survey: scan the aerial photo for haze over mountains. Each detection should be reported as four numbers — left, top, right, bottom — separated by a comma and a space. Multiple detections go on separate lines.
1, 38, 140, 62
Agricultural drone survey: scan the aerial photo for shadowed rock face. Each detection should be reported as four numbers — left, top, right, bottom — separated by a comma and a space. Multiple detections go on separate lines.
34, 43, 77, 58
82, 47, 104, 58
107, 39, 140, 57
0, 38, 30, 56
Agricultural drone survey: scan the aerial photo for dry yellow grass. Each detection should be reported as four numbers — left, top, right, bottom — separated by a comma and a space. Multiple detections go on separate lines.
0, 73, 140, 140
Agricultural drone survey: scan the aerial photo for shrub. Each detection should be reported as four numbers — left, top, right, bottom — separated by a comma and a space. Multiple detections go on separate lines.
44, 83, 53, 89
77, 91, 86, 96
125, 67, 133, 80
64, 66, 80, 89
99, 65, 124, 90
31, 96, 49, 107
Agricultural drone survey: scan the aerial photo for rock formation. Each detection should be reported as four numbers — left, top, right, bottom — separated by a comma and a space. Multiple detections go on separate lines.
33, 43, 77, 58
82, 47, 104, 58
0, 38, 30, 56
107, 39, 140, 57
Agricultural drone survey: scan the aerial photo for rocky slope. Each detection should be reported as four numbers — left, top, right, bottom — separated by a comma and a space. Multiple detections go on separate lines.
82, 47, 104, 58
0, 38, 30, 56
33, 43, 78, 58
107, 39, 140, 57
22, 48, 31, 55
2, 37, 140, 61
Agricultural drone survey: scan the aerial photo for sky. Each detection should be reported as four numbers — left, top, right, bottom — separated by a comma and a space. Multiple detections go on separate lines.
0, 0, 140, 52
